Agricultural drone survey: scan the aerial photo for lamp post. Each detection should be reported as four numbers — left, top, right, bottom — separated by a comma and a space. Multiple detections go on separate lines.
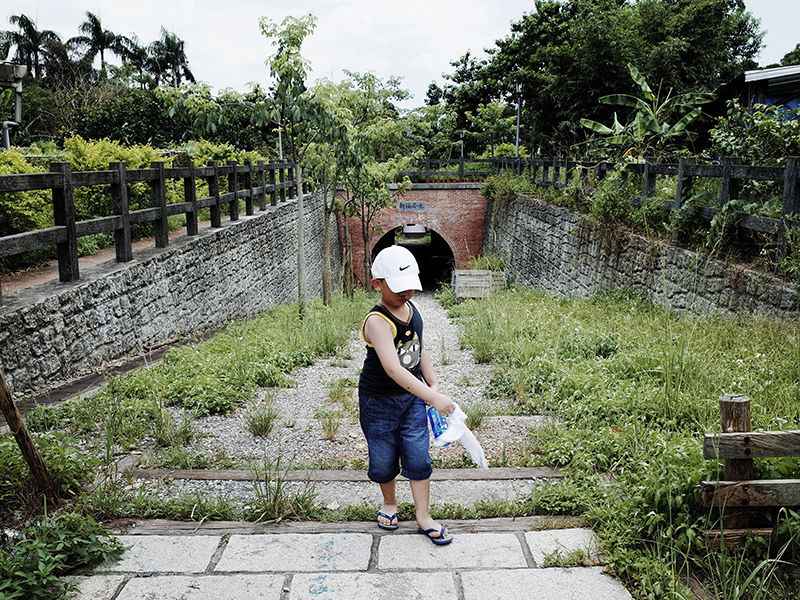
515, 82, 522, 159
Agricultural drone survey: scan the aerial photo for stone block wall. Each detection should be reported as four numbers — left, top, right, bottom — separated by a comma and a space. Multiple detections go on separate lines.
0, 193, 341, 396
484, 195, 798, 319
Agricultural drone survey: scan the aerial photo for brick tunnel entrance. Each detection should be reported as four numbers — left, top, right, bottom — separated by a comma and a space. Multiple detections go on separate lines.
340, 184, 487, 290
372, 225, 455, 290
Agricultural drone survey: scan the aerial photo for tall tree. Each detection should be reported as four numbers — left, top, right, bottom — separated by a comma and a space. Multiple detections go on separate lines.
781, 44, 800, 67
5, 14, 61, 80
257, 13, 321, 314
69, 12, 133, 76
442, 0, 763, 154
148, 28, 195, 87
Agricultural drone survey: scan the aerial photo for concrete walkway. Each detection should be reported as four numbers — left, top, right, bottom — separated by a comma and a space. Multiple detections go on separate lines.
66, 519, 632, 599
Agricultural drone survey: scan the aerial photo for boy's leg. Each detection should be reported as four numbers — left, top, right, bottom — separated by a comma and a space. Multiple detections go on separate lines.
409, 478, 448, 538
378, 479, 399, 528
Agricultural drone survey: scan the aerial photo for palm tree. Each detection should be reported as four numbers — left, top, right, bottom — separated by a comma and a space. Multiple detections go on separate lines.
148, 28, 194, 87
5, 14, 61, 79
69, 12, 133, 75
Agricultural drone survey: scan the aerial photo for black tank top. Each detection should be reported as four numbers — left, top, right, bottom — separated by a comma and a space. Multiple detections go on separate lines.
358, 301, 423, 397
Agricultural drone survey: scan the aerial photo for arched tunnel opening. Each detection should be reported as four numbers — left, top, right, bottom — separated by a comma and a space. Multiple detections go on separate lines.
371, 225, 455, 291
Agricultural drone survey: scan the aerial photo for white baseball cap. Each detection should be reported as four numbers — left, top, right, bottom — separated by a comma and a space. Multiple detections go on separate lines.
371, 245, 422, 292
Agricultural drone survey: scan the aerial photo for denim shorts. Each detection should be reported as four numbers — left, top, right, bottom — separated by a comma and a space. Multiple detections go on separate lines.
359, 392, 432, 483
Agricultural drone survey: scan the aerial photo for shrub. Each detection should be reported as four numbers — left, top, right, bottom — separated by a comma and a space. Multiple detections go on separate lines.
0, 512, 125, 600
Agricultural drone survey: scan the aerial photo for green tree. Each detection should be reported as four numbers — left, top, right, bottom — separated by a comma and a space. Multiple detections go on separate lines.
148, 28, 195, 87
781, 43, 800, 67
442, 0, 763, 154
5, 14, 61, 80
580, 63, 715, 157
257, 13, 336, 314
69, 11, 133, 76
465, 101, 517, 157
344, 156, 413, 286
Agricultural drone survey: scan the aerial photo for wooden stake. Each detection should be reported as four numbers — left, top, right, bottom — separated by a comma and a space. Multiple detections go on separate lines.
0, 370, 59, 505
719, 394, 753, 528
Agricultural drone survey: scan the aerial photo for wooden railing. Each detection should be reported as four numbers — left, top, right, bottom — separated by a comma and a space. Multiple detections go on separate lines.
702, 394, 800, 548
401, 154, 800, 252
0, 159, 300, 304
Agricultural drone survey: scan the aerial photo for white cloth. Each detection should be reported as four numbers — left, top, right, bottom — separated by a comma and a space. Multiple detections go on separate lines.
432, 404, 489, 468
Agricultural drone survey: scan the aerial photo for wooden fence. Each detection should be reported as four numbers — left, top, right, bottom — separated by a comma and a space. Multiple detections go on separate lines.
400, 155, 800, 246
0, 159, 300, 304
702, 394, 800, 548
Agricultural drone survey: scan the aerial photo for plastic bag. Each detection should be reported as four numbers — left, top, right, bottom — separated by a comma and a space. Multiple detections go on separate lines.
432, 403, 488, 468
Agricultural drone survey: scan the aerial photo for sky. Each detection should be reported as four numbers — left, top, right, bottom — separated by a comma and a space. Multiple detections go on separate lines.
4, 0, 798, 110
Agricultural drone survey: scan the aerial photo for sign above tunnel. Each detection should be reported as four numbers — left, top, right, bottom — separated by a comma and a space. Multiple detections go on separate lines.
398, 200, 426, 211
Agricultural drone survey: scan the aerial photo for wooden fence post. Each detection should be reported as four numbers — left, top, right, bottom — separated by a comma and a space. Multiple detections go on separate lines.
244, 160, 254, 216
269, 162, 278, 206
208, 161, 221, 228
110, 161, 133, 262
257, 160, 267, 211
279, 164, 287, 203
719, 157, 742, 209
50, 162, 79, 283
719, 393, 754, 529
0, 370, 59, 505
184, 162, 199, 236
150, 161, 168, 248
227, 160, 239, 221
778, 156, 800, 257
552, 157, 560, 188
675, 157, 694, 210
642, 157, 657, 198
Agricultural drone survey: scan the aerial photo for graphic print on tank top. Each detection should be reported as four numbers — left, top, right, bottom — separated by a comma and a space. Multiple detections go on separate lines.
397, 330, 421, 371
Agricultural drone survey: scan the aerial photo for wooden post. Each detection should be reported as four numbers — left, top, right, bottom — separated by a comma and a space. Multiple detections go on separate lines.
552, 157, 560, 188
0, 370, 59, 505
208, 161, 221, 228
269, 162, 277, 206
51, 162, 79, 283
244, 160, 254, 216
184, 162, 199, 236
675, 157, 694, 210
279, 164, 287, 203
719, 394, 754, 528
779, 156, 800, 258
642, 157, 657, 198
257, 160, 267, 211
110, 161, 133, 262
227, 160, 239, 221
150, 161, 168, 248
719, 157, 741, 209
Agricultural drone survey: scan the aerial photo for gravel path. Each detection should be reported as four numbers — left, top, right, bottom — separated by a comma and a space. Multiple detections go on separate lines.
140, 293, 550, 508
184, 293, 544, 470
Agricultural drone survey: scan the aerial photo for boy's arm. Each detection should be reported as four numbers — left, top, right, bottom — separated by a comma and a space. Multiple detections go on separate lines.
419, 345, 439, 393
364, 314, 455, 415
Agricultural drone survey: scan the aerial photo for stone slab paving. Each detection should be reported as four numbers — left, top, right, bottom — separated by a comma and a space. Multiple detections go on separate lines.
66, 525, 632, 599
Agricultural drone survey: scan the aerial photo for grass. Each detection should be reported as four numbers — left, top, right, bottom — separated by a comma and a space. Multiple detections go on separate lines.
245, 390, 281, 437
449, 287, 800, 599
6, 284, 800, 599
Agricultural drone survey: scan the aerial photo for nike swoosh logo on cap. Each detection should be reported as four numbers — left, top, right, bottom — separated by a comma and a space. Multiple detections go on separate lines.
399, 265, 411, 271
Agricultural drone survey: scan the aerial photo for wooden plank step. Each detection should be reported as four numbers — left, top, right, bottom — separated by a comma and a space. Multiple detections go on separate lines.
133, 466, 563, 482
136, 467, 564, 482
104, 515, 584, 536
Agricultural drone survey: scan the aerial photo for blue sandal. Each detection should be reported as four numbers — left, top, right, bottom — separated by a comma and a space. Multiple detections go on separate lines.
377, 512, 399, 530
418, 525, 453, 545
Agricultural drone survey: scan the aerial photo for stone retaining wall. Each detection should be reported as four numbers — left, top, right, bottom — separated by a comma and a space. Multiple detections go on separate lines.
0, 194, 341, 396
484, 195, 798, 319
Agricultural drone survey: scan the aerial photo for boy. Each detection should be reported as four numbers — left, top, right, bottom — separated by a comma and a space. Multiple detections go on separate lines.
358, 245, 456, 545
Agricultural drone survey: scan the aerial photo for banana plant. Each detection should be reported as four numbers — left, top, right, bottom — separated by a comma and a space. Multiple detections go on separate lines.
581, 63, 715, 154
